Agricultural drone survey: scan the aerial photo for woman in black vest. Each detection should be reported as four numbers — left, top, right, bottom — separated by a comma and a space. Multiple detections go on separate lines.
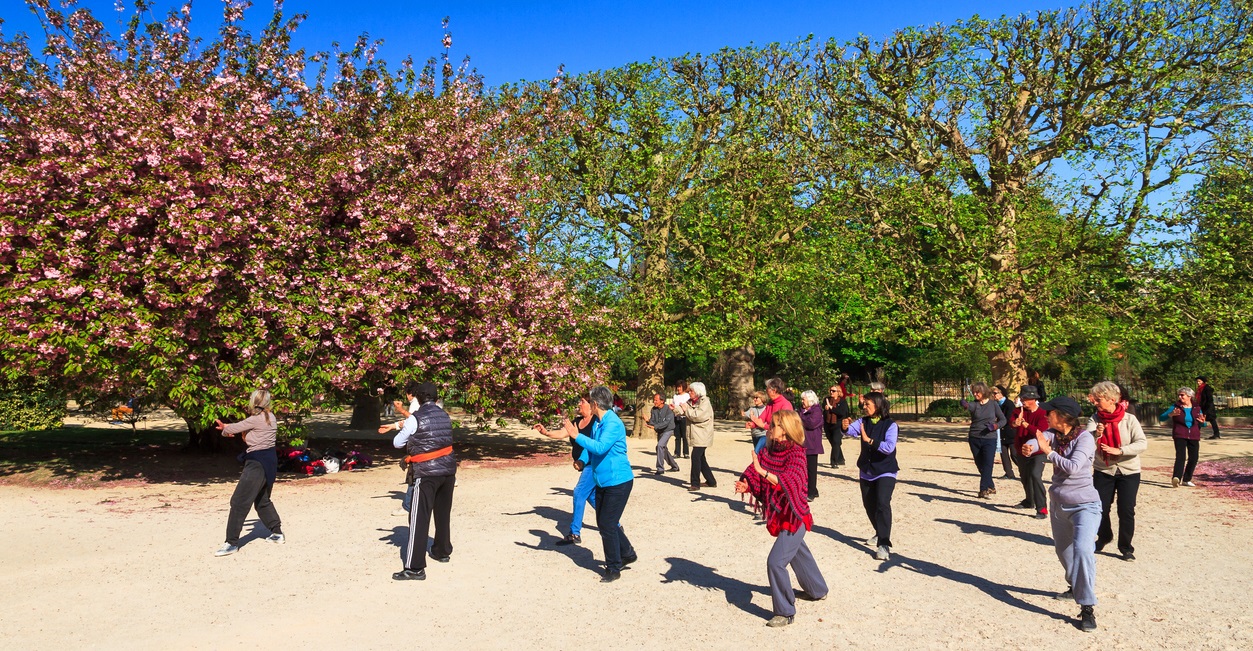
823, 385, 850, 468
845, 392, 899, 561
1160, 387, 1205, 487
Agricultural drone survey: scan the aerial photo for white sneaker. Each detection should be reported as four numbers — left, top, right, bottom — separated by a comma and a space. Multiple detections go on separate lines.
875, 545, 890, 561
1183, 481, 1197, 487
867, 535, 878, 547
391, 508, 408, 517
214, 543, 239, 557
264, 533, 285, 544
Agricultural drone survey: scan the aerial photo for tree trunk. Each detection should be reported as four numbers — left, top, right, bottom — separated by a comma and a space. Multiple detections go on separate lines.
720, 343, 756, 419
988, 330, 1029, 398
181, 417, 221, 453
349, 389, 382, 430
632, 350, 665, 438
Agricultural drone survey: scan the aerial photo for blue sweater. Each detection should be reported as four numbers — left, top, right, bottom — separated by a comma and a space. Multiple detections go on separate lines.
574, 410, 634, 488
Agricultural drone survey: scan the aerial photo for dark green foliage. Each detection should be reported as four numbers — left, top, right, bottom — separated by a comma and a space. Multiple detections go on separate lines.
0, 377, 66, 432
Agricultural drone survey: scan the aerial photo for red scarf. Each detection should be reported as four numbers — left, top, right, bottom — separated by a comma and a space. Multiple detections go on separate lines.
1096, 401, 1127, 464
741, 443, 813, 536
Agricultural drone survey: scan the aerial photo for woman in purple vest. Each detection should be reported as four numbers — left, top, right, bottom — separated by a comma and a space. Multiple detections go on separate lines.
846, 391, 899, 561
799, 390, 825, 501
1161, 386, 1206, 488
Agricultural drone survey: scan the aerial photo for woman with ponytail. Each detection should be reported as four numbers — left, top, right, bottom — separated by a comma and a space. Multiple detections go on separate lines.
213, 389, 285, 557
735, 410, 829, 628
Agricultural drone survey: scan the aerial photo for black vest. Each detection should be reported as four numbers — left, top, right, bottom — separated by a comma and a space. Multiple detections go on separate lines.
856, 416, 899, 476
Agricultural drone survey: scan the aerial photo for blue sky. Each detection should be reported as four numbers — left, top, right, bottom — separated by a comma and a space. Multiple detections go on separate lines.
3, 0, 1073, 87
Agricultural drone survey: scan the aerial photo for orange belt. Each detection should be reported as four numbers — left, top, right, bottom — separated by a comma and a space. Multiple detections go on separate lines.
405, 446, 452, 464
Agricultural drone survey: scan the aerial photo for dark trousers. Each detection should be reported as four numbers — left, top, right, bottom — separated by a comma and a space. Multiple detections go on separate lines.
404, 473, 455, 571
1173, 438, 1200, 482
968, 437, 997, 492
689, 447, 715, 487
1205, 412, 1221, 438
860, 476, 896, 548
824, 422, 845, 466
595, 480, 636, 572
806, 454, 820, 498
673, 419, 689, 456
1093, 471, 1139, 554
1014, 453, 1047, 511
225, 460, 282, 545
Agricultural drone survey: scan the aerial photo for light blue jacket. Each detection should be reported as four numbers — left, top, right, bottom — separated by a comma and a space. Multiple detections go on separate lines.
575, 410, 634, 488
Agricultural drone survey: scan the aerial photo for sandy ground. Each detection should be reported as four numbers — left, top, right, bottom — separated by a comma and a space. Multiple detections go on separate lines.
2, 419, 1251, 650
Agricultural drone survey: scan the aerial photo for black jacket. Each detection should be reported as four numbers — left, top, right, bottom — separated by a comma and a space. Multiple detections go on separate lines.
405, 402, 457, 478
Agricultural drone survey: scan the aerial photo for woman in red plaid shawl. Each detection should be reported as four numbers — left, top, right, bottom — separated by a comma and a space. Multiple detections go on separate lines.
735, 409, 829, 628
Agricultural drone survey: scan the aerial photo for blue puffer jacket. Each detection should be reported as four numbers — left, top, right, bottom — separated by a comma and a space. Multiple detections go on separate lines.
405, 402, 457, 478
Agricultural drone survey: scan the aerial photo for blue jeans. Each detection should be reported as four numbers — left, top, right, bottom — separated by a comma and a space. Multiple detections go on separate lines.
1051, 500, 1101, 606
968, 437, 997, 492
570, 465, 598, 537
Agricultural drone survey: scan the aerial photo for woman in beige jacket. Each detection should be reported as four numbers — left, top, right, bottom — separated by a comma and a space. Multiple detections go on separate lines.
1085, 381, 1148, 562
676, 381, 716, 492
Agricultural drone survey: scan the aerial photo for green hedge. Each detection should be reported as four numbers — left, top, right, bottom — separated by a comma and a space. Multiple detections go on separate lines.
924, 398, 967, 418
0, 377, 66, 431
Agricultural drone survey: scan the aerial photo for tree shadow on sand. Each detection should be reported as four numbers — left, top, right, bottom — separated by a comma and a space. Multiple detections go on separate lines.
660, 557, 772, 619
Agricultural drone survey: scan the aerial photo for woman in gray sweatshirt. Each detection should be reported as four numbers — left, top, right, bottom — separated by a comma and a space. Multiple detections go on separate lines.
961, 382, 1007, 498
1030, 396, 1100, 633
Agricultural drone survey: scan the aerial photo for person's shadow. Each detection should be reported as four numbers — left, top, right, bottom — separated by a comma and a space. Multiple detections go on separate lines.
933, 517, 1054, 546
875, 552, 1072, 624
660, 557, 772, 619
515, 528, 603, 572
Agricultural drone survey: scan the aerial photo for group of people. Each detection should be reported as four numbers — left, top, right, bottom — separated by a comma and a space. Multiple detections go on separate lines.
203, 371, 1228, 634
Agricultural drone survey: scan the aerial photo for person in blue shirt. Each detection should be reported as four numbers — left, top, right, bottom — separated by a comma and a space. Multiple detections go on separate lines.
539, 386, 638, 582
533, 394, 600, 545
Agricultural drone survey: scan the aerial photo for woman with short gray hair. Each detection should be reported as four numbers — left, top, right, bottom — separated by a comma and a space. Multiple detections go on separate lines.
213, 389, 285, 557
1161, 386, 1204, 488
799, 390, 824, 501
675, 381, 717, 492
1086, 381, 1147, 562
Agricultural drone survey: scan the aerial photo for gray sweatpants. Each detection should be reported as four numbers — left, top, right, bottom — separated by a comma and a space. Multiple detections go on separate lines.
655, 430, 679, 472
767, 527, 828, 617
1050, 500, 1101, 606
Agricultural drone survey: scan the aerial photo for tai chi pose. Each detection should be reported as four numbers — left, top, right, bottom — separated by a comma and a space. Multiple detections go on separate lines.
539, 386, 637, 582
745, 391, 768, 452
735, 409, 829, 628
214, 389, 284, 557
645, 393, 680, 475
675, 381, 717, 492
823, 385, 850, 468
382, 381, 457, 581
534, 394, 600, 545
672, 381, 691, 458
798, 390, 824, 501
1030, 396, 1100, 633
1196, 376, 1220, 440
1010, 385, 1050, 519
1162, 387, 1204, 488
993, 385, 1017, 480
846, 391, 899, 561
1086, 382, 1146, 562
961, 382, 1007, 498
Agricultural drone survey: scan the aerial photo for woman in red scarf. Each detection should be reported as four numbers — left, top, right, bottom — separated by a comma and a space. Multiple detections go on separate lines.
1085, 381, 1148, 562
735, 409, 829, 628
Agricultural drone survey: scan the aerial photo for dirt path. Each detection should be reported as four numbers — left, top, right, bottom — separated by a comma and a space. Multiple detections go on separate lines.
2, 421, 1250, 650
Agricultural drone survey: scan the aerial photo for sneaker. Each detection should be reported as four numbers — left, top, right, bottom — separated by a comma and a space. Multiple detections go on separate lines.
1039, 507, 1048, 516
555, 533, 581, 546
669, 466, 680, 472
766, 615, 794, 628
1171, 477, 1181, 488
1079, 605, 1097, 632
391, 508, 408, 517
214, 543, 238, 557
687, 485, 701, 492
1015, 500, 1033, 509
1207, 434, 1220, 440
795, 590, 828, 601
1035, 510, 1048, 520
875, 545, 890, 561
431, 553, 450, 563
600, 569, 621, 583
1121, 551, 1135, 561
392, 569, 426, 581
621, 553, 638, 566
1183, 481, 1197, 487
1054, 587, 1074, 601
867, 535, 878, 547
264, 533, 285, 544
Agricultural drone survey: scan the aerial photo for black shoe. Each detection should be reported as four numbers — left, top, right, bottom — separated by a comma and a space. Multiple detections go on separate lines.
1035, 511, 1048, 520
600, 569, 621, 583
431, 554, 450, 563
555, 533, 581, 546
1054, 587, 1073, 601
703, 482, 717, 488
1207, 435, 1221, 440
1095, 539, 1111, 553
795, 590, 828, 602
669, 466, 680, 472
1079, 605, 1097, 632
392, 569, 426, 581
621, 553, 638, 566
1121, 551, 1135, 562
1015, 500, 1033, 509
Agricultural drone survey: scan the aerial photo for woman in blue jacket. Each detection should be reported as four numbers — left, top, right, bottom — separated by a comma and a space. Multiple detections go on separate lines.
540, 385, 637, 583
